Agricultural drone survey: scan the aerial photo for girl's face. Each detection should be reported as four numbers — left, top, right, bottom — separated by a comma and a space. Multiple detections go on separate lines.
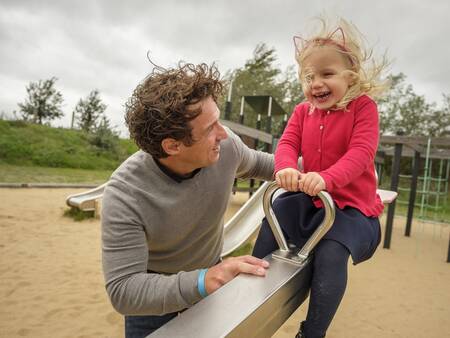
301, 46, 353, 111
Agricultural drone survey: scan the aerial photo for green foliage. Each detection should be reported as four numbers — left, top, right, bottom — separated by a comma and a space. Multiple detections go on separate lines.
74, 89, 107, 132
18, 77, 64, 124
428, 94, 450, 137
378, 73, 450, 136
0, 119, 137, 170
63, 207, 95, 221
220, 43, 304, 133
88, 116, 119, 152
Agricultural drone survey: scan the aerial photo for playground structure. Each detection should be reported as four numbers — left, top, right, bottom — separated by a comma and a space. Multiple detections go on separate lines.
227, 95, 288, 195
382, 138, 449, 223
66, 183, 106, 213
376, 136, 450, 262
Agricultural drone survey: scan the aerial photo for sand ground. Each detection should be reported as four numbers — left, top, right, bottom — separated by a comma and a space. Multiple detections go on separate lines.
0, 188, 449, 338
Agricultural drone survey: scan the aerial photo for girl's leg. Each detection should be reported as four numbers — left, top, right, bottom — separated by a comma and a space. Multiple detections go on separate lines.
252, 218, 279, 258
253, 192, 317, 259
303, 239, 350, 338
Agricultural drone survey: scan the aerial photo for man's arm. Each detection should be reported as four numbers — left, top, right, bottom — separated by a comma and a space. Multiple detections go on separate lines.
102, 179, 269, 315
102, 180, 202, 315
226, 128, 274, 181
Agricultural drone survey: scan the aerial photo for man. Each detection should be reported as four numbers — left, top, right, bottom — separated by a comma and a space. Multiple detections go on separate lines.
101, 62, 274, 338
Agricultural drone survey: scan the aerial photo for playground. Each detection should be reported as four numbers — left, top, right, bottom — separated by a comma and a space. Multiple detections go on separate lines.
0, 187, 449, 337
1, 3, 449, 336
1, 96, 449, 337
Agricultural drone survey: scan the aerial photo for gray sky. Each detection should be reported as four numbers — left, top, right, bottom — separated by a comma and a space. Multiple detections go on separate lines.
1, 0, 449, 135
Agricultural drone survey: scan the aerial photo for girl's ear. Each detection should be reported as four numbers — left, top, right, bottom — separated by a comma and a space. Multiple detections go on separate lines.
161, 138, 181, 156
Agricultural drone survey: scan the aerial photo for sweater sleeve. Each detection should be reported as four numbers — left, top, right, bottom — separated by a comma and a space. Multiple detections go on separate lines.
319, 97, 379, 192
226, 128, 274, 181
101, 180, 203, 315
274, 104, 305, 173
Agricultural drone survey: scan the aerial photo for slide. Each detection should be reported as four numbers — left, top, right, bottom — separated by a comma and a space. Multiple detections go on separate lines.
65, 183, 107, 211
221, 181, 269, 257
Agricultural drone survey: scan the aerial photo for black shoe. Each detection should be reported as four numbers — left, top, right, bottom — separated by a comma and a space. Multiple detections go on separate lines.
295, 321, 306, 338
295, 321, 326, 338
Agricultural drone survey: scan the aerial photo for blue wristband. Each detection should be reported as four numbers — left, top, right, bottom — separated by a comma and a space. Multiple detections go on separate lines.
197, 268, 208, 298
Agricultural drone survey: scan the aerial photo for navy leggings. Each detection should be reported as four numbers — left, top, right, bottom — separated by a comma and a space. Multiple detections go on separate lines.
253, 222, 350, 338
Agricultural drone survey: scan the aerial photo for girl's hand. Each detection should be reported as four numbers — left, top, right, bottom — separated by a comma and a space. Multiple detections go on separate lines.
298, 172, 326, 196
275, 168, 302, 191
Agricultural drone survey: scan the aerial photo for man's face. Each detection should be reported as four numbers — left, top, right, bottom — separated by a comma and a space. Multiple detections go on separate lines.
178, 96, 228, 169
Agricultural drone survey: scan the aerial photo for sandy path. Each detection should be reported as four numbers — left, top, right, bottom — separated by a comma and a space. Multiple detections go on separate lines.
0, 188, 449, 338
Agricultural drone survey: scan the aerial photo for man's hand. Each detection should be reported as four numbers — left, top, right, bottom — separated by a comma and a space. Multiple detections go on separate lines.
298, 172, 326, 196
204, 255, 269, 294
275, 168, 302, 191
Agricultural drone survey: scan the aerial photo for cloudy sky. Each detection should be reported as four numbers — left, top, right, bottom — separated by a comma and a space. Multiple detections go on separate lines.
1, 0, 449, 135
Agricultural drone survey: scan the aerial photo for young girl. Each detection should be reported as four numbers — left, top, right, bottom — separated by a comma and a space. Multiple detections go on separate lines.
253, 18, 389, 338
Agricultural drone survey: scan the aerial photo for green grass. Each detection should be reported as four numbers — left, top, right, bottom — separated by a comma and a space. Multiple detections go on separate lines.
227, 242, 254, 257
390, 198, 449, 224
379, 176, 450, 223
0, 162, 112, 184
0, 119, 137, 170
63, 207, 95, 221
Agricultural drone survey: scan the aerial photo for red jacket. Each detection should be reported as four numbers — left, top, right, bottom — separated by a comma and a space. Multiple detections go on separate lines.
275, 95, 384, 217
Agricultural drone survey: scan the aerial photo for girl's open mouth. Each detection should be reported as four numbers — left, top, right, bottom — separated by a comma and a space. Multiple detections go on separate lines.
314, 92, 331, 102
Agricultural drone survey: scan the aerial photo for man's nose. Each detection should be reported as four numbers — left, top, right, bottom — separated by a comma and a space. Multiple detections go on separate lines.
217, 122, 228, 140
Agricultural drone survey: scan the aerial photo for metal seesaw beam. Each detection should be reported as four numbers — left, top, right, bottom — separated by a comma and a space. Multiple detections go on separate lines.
148, 182, 335, 338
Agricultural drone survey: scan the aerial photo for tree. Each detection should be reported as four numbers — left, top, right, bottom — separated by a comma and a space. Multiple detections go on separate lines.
221, 43, 304, 133
88, 115, 119, 152
74, 90, 107, 132
377, 73, 449, 137
18, 77, 64, 124
427, 94, 450, 136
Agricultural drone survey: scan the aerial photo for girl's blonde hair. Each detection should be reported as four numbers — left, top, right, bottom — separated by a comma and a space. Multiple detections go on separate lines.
294, 17, 390, 110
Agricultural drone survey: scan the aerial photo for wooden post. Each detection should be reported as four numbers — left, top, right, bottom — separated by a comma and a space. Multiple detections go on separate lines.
447, 233, 450, 263
383, 142, 402, 249
249, 115, 262, 197
224, 81, 233, 120
233, 97, 245, 194
239, 97, 245, 125
264, 97, 273, 154
405, 150, 421, 236
265, 96, 272, 134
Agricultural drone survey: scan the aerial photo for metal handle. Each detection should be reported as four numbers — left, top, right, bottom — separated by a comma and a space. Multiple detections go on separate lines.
262, 181, 336, 264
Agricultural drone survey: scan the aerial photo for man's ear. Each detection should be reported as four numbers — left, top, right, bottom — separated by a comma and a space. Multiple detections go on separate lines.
161, 138, 181, 156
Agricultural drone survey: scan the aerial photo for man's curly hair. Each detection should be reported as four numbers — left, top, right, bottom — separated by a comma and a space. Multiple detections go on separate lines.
125, 62, 223, 158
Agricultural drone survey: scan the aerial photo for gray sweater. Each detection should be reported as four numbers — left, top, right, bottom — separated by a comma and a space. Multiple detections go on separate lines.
102, 129, 273, 315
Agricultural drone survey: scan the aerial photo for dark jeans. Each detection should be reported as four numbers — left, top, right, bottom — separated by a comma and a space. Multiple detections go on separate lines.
125, 312, 178, 338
